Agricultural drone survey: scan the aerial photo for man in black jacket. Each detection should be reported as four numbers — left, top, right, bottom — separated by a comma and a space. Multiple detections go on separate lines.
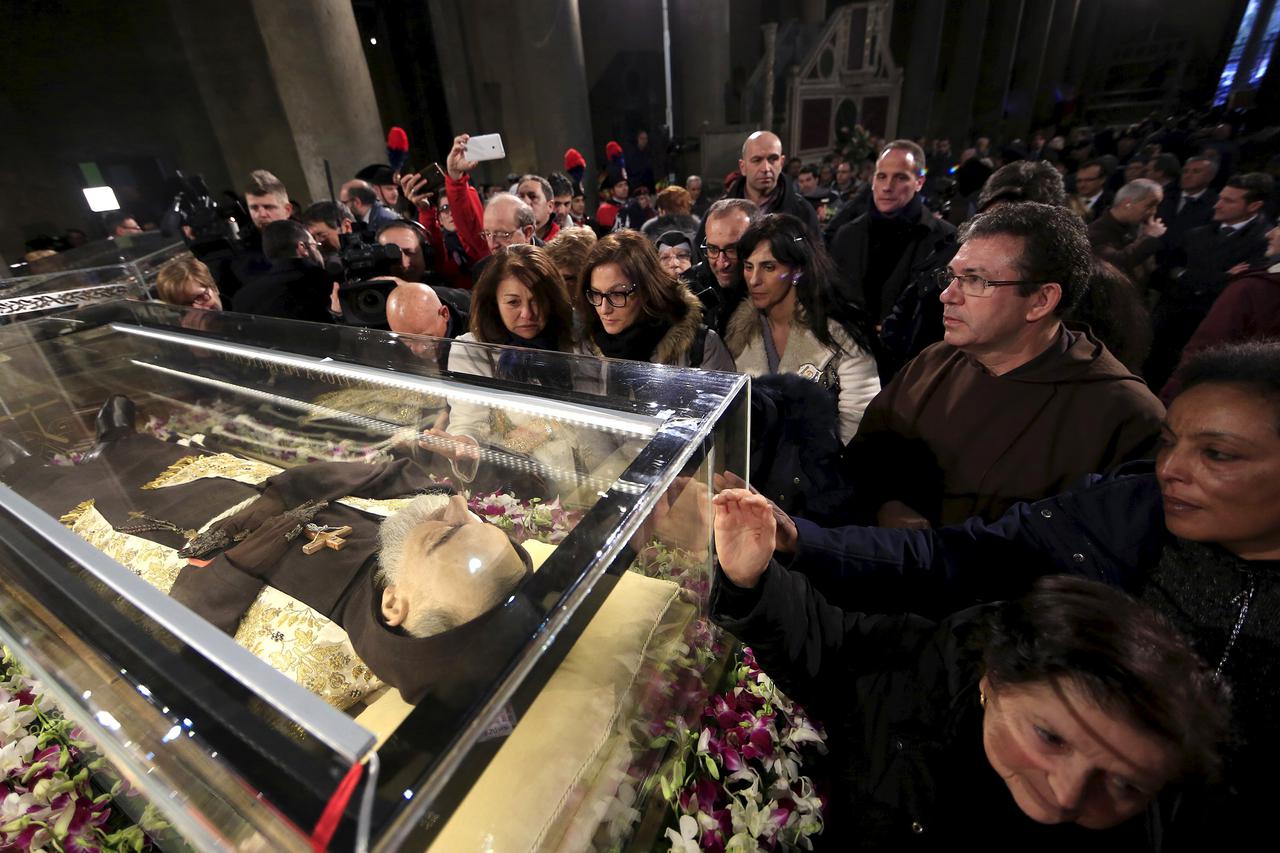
1068, 159, 1114, 223
828, 140, 957, 380
721, 131, 821, 238
1156, 154, 1219, 258
1146, 172, 1273, 387
234, 219, 335, 324
682, 198, 758, 337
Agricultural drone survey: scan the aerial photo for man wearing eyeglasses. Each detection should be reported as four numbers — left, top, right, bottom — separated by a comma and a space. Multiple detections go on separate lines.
442, 134, 536, 268
683, 198, 759, 337
1068, 159, 1114, 224
301, 201, 355, 260
840, 202, 1163, 530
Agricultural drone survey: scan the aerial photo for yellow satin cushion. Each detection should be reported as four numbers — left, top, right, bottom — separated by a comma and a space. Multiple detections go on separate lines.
353, 552, 691, 852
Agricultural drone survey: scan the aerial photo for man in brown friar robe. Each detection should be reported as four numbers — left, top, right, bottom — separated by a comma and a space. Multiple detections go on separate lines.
3, 420, 535, 705
166, 459, 534, 705
841, 202, 1165, 528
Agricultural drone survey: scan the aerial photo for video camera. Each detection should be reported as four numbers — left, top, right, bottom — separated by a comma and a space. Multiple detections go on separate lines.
332, 230, 403, 328
163, 172, 248, 255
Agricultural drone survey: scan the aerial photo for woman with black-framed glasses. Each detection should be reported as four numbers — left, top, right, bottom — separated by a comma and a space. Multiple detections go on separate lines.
576, 231, 735, 371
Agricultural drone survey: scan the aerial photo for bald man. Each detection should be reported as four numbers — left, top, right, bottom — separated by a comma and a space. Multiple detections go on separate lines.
721, 131, 820, 237
387, 282, 470, 368
390, 282, 471, 338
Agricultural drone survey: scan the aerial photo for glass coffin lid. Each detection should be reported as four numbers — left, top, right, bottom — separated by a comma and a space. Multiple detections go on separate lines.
0, 300, 749, 850
1, 233, 188, 322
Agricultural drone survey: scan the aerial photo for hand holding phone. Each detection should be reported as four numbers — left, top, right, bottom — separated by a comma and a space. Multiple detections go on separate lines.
447, 134, 477, 180
463, 133, 506, 163
399, 164, 446, 205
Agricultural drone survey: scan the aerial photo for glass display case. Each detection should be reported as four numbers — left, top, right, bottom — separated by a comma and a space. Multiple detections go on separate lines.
0, 300, 749, 851
7, 232, 186, 278
1, 234, 187, 322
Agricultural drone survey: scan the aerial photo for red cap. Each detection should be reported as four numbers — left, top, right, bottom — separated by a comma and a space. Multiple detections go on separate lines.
605, 141, 624, 160
386, 126, 409, 151
564, 148, 586, 170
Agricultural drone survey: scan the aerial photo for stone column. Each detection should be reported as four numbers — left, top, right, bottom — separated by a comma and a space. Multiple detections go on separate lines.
672, 0, 733, 179
168, 0, 384, 206
938, 0, 991, 145
672, 0, 731, 136
897, 0, 948, 139
972, 0, 1025, 138
1062, 0, 1105, 94
1002, 0, 1057, 139
761, 23, 779, 132
427, 0, 594, 183
1033, 0, 1081, 127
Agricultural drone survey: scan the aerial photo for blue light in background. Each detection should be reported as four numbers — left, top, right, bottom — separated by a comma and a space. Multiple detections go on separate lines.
1215, 0, 1262, 105
1248, 1, 1280, 85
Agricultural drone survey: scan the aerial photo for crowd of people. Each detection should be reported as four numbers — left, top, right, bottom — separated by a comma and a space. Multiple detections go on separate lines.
141, 107, 1280, 849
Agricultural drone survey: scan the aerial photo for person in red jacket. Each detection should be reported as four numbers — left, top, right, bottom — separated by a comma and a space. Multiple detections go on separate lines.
413, 134, 536, 265
399, 165, 478, 290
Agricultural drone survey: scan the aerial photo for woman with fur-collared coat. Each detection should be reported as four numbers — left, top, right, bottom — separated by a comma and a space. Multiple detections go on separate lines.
726, 213, 879, 442
576, 230, 735, 372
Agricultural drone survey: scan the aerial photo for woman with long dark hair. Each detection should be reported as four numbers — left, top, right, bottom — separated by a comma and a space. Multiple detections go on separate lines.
425, 245, 580, 481
724, 213, 880, 442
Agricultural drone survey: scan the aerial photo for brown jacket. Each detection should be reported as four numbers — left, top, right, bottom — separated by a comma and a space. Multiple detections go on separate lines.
842, 327, 1165, 525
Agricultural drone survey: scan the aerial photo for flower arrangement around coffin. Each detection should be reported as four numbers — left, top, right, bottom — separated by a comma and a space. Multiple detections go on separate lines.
657, 647, 827, 853
0, 648, 162, 852
467, 490, 580, 545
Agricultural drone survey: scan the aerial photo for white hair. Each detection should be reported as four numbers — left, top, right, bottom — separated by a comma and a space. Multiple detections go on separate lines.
1115, 178, 1162, 206
375, 493, 528, 638
375, 493, 452, 587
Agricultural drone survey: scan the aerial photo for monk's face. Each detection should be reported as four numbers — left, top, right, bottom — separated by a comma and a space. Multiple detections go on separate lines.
380, 495, 527, 636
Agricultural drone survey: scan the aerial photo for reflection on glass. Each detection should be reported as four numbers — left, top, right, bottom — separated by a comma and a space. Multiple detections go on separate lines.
0, 303, 749, 849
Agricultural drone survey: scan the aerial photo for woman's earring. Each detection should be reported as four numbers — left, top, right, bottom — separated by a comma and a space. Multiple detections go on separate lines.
979, 690, 987, 708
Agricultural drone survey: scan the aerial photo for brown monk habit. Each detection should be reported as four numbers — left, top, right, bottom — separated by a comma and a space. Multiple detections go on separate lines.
3, 434, 260, 551
842, 328, 1165, 525
4, 433, 538, 705
167, 457, 538, 705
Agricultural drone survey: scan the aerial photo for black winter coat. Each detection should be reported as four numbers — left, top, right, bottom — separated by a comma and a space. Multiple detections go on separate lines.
682, 261, 744, 339
829, 208, 957, 380
719, 172, 822, 238
746, 373, 855, 526
711, 563, 1165, 849
788, 462, 1163, 616
786, 463, 1279, 851
233, 258, 334, 325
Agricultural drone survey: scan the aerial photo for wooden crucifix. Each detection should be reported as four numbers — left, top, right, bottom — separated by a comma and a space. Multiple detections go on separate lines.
302, 524, 353, 555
